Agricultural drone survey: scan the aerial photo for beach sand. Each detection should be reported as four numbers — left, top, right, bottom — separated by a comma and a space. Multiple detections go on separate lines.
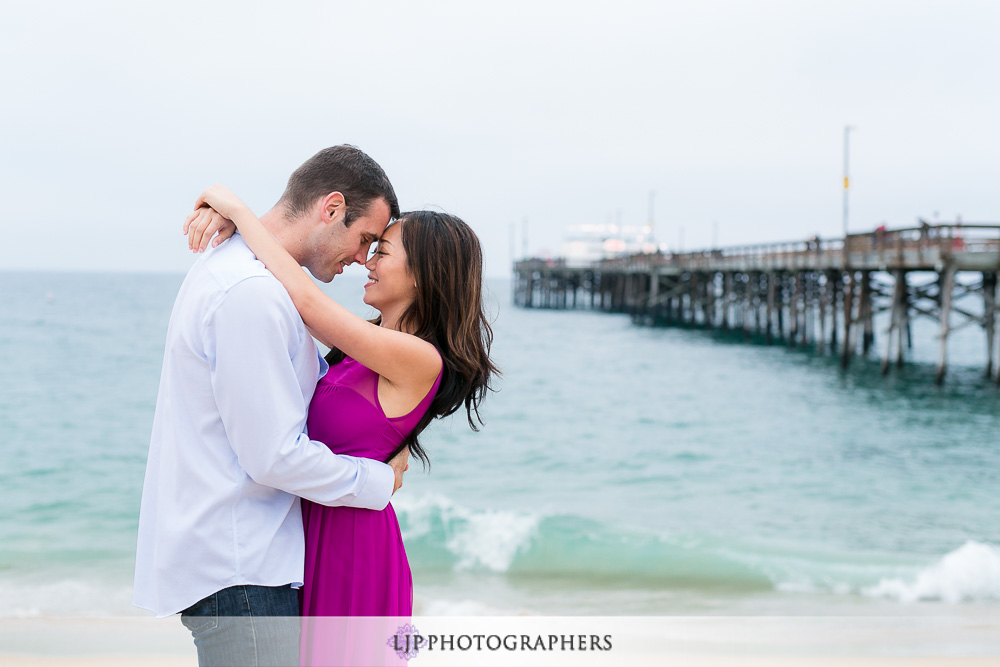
4, 653, 999, 666
3, 658, 193, 667
3, 656, 1000, 667
2, 614, 998, 666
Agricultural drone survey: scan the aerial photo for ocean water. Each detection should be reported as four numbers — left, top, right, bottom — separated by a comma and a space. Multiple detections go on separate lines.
1, 269, 998, 617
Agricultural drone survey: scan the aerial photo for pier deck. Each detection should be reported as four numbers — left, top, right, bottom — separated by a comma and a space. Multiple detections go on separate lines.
513, 223, 1000, 385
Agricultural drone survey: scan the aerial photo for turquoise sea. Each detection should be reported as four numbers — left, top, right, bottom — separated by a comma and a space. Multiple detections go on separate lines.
1, 269, 998, 617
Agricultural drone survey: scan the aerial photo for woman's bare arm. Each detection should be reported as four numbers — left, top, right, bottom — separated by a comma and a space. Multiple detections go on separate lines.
184, 186, 441, 388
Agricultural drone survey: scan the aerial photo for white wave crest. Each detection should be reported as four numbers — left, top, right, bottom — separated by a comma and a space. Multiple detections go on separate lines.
863, 541, 1000, 604
446, 509, 539, 572
395, 493, 540, 573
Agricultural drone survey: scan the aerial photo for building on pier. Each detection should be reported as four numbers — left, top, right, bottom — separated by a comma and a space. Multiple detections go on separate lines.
559, 223, 661, 268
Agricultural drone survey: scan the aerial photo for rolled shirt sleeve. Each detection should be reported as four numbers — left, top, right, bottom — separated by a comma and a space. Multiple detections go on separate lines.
206, 277, 394, 510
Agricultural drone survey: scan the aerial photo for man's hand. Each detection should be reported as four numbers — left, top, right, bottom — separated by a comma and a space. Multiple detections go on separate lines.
387, 447, 410, 495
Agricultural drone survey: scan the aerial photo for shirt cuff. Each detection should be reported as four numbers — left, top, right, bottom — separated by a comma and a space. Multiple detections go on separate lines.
345, 459, 395, 510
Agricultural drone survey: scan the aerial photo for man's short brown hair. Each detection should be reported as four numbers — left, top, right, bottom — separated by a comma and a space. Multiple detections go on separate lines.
279, 145, 400, 226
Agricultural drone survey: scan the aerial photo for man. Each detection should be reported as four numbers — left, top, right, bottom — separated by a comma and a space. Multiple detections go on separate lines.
134, 146, 408, 665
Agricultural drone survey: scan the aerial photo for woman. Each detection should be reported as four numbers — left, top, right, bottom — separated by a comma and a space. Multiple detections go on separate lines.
184, 186, 497, 661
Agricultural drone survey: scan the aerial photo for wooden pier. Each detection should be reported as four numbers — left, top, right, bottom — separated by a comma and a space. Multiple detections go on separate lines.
513, 223, 1000, 385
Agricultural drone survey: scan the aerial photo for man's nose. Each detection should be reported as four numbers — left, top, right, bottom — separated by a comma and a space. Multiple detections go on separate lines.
353, 246, 369, 265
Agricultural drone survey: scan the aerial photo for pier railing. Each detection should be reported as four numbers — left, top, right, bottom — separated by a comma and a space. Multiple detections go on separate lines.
569, 223, 1000, 274
844, 223, 1000, 271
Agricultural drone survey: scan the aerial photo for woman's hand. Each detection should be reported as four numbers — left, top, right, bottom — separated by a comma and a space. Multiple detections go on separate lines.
183, 185, 252, 253
194, 184, 251, 221
183, 206, 235, 253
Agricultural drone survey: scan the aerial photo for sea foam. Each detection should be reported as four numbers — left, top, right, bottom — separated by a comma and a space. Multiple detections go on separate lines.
0, 577, 138, 617
863, 541, 1000, 603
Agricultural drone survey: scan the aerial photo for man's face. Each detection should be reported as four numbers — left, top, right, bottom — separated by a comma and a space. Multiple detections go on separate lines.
308, 198, 392, 282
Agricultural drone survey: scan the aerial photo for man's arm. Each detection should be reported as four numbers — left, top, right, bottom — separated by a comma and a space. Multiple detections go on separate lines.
206, 277, 397, 508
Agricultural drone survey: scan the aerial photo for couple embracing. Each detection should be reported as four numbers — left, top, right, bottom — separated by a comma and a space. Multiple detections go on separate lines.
133, 145, 497, 666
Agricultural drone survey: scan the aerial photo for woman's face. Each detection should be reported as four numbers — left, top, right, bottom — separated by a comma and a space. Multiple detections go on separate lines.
363, 223, 417, 313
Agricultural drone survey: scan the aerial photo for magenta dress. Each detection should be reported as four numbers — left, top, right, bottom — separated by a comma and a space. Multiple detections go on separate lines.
300, 356, 440, 616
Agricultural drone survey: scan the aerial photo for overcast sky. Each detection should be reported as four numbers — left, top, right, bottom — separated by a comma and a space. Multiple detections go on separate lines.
2, 0, 998, 277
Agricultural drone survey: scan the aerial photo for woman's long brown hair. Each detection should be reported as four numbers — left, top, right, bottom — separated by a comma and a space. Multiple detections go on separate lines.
325, 211, 499, 466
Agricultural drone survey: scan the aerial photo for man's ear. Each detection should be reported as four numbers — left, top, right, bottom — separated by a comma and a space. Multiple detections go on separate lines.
320, 191, 346, 224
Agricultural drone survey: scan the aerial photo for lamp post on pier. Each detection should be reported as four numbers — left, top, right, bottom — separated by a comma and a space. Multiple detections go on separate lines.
842, 125, 855, 237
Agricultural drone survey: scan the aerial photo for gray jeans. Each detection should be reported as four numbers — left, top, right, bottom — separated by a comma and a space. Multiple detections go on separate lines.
180, 584, 300, 667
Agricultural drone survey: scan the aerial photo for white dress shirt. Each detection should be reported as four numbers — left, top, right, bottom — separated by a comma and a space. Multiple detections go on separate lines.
133, 234, 394, 617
